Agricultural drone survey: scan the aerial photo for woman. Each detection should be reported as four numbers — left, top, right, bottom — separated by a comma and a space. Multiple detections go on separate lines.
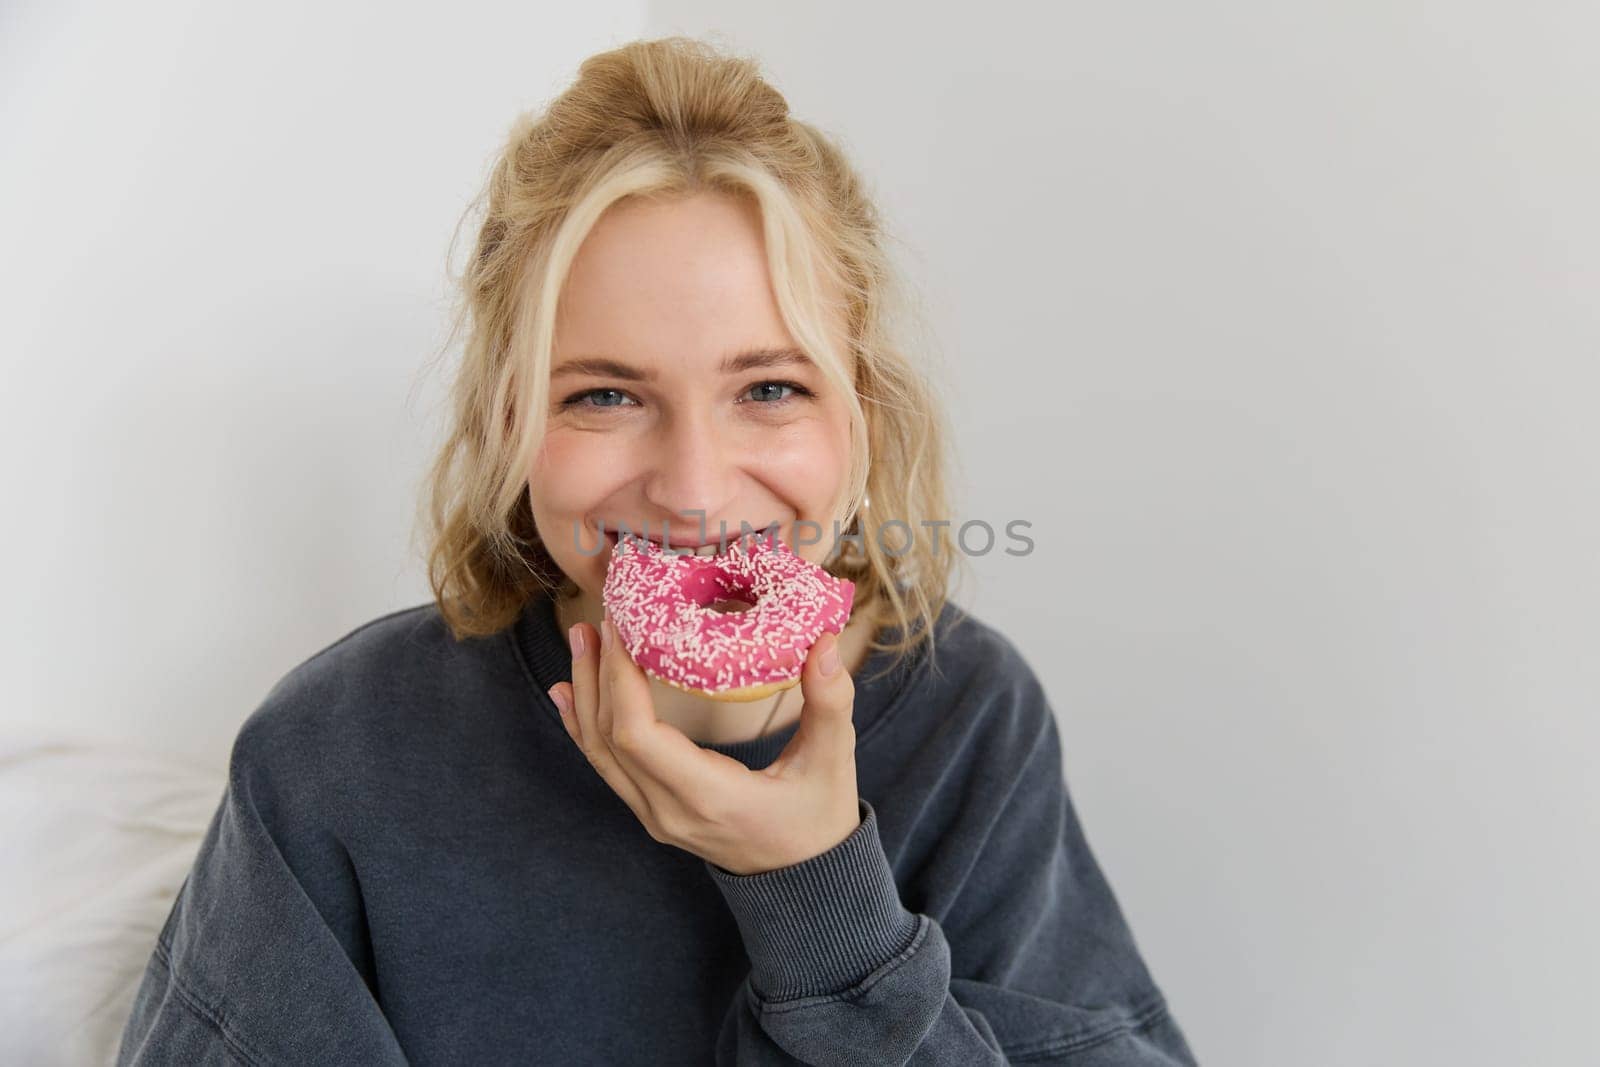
118, 36, 1196, 1065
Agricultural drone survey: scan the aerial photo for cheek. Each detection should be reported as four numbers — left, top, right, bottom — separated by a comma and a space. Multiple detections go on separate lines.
755, 418, 851, 504
528, 431, 629, 519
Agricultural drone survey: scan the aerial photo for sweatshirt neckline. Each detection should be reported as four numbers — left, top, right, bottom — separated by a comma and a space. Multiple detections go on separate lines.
511, 591, 920, 770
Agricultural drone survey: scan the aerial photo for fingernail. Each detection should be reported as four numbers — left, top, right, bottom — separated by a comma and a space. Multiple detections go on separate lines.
819, 635, 841, 677
600, 618, 614, 655
568, 624, 585, 659
548, 685, 571, 716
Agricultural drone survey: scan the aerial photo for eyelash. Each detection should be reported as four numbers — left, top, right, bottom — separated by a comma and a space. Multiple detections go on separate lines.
560, 380, 815, 412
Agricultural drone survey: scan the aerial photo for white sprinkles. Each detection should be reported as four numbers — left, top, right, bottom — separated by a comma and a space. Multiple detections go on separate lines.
601, 533, 855, 693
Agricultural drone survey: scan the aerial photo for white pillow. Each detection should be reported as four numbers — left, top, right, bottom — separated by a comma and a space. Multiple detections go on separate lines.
0, 729, 226, 1066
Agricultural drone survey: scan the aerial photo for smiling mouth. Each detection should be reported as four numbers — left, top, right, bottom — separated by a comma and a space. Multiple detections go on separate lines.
602, 526, 780, 558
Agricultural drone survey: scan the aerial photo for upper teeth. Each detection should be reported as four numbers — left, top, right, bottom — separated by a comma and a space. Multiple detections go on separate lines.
610, 530, 769, 556
611, 535, 733, 556
679, 542, 731, 557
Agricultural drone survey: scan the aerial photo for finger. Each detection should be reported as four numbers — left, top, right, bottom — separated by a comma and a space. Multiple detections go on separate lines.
565, 620, 661, 827
598, 614, 652, 741
566, 622, 601, 752
772, 630, 857, 775
581, 735, 659, 835
593, 617, 712, 830
600, 617, 751, 801
596, 609, 620, 739
548, 681, 577, 738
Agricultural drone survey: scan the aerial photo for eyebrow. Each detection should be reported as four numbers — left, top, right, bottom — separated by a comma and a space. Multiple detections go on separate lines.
550, 347, 815, 382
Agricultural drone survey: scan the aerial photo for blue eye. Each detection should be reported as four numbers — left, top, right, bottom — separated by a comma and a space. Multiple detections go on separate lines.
562, 388, 636, 410
747, 382, 797, 403
739, 379, 806, 404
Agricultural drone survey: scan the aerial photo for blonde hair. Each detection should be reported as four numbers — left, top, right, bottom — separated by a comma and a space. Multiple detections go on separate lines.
414, 35, 970, 674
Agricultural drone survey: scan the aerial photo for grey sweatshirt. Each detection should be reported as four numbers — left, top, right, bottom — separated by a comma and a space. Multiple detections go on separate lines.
116, 593, 1197, 1065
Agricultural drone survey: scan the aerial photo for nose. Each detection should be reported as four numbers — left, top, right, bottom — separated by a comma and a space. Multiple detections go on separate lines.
640, 408, 738, 522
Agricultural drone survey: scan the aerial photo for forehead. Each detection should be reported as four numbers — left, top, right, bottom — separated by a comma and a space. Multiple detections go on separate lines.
554, 192, 800, 372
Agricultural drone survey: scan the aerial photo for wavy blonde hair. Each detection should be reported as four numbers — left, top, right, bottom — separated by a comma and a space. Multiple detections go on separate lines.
414, 35, 970, 674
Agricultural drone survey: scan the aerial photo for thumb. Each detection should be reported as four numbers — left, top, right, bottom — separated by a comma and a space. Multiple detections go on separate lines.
780, 631, 857, 769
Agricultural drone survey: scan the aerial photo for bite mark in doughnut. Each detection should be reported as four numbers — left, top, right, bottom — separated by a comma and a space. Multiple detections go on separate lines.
601, 531, 855, 702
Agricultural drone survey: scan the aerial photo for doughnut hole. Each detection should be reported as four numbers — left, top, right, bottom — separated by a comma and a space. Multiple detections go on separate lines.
682, 567, 760, 616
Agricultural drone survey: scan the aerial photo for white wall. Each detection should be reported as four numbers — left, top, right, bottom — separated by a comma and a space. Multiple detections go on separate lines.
641, 5, 1598, 1065
5, 2, 1596, 1064
1, 0, 645, 763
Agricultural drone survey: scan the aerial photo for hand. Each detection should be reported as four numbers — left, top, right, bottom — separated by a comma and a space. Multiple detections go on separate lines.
547, 612, 862, 876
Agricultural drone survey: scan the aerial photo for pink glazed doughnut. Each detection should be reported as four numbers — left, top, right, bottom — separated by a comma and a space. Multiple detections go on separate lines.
601, 530, 856, 701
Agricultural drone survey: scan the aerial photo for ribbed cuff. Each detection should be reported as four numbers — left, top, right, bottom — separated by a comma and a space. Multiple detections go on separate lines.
705, 798, 923, 1002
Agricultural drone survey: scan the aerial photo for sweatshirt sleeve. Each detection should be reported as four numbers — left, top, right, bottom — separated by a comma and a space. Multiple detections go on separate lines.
116, 716, 408, 1066
704, 701, 1196, 1065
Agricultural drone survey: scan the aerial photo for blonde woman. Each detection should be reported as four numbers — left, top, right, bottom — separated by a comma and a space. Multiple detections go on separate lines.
118, 37, 1195, 1066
